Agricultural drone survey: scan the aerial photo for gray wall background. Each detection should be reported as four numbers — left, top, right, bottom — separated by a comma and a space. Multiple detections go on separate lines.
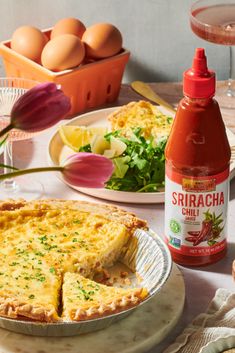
0, 0, 229, 82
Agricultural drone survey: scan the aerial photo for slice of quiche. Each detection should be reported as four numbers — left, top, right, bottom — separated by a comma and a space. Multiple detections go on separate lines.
0, 252, 61, 322
108, 100, 173, 141
62, 272, 148, 321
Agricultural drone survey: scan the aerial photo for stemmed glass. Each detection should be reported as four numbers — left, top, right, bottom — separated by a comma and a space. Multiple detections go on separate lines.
0, 77, 43, 200
190, 0, 235, 108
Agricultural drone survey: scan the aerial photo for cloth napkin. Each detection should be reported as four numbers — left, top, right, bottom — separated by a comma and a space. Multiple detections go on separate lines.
163, 288, 235, 353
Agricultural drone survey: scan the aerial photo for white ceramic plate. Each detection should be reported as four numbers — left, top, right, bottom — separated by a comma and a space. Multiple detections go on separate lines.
48, 106, 173, 204
48, 106, 235, 204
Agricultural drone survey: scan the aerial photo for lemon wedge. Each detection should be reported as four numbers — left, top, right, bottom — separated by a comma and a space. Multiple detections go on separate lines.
59, 126, 108, 151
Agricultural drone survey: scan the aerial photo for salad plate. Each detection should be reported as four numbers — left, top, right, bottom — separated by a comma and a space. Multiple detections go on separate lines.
48, 106, 172, 204
48, 106, 235, 204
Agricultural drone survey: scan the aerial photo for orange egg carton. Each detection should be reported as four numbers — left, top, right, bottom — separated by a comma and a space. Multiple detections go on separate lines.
0, 29, 130, 117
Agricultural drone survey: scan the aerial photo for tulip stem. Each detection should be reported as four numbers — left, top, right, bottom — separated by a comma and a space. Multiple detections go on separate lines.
0, 124, 14, 138
0, 166, 63, 181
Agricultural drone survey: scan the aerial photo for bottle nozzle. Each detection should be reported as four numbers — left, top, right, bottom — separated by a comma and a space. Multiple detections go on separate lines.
192, 48, 209, 76
183, 48, 215, 98
195, 48, 205, 58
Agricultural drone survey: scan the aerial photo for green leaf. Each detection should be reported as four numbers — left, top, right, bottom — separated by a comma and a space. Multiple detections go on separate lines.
79, 144, 91, 152
131, 155, 148, 170
112, 156, 130, 178
167, 117, 173, 124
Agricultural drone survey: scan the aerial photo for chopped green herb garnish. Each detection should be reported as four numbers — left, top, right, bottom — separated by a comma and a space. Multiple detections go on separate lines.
39, 235, 47, 243
9, 262, 18, 266
38, 276, 46, 282
35, 251, 45, 257
75, 281, 99, 301
29, 294, 35, 299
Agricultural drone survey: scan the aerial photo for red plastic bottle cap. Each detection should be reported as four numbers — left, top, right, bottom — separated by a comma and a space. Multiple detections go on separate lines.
183, 48, 215, 98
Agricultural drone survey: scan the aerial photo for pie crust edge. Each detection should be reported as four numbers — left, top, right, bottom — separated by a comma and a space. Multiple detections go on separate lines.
0, 199, 147, 232
63, 287, 148, 321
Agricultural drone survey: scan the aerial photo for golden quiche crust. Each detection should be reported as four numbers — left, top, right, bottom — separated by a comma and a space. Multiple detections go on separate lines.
0, 199, 147, 322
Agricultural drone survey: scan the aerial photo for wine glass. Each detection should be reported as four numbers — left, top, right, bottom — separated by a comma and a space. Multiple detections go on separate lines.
0, 77, 43, 200
190, 0, 235, 108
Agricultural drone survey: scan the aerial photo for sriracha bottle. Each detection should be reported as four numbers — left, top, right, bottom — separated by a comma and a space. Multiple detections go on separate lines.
165, 48, 231, 266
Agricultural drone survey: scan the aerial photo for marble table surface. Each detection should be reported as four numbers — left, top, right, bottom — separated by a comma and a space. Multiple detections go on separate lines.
0, 266, 185, 353
1, 82, 235, 352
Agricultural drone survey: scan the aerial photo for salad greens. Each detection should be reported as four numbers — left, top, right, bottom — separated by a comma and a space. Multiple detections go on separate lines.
79, 128, 167, 193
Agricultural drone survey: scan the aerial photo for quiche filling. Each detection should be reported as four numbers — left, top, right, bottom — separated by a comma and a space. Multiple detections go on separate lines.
0, 200, 148, 322
62, 272, 148, 321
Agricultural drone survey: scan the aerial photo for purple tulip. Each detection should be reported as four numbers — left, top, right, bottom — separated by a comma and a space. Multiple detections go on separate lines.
10, 82, 71, 132
62, 152, 114, 188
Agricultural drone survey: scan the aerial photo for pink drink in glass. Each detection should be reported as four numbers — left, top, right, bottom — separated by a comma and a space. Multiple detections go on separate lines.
191, 4, 235, 45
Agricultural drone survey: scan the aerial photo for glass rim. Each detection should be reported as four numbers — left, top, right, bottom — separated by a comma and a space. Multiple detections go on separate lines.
190, 0, 235, 30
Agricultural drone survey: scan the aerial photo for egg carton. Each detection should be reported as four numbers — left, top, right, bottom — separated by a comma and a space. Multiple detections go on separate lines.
0, 29, 130, 117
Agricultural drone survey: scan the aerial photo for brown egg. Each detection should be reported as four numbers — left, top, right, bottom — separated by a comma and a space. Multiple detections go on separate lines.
41, 34, 85, 71
51, 18, 86, 39
11, 26, 47, 63
82, 23, 122, 59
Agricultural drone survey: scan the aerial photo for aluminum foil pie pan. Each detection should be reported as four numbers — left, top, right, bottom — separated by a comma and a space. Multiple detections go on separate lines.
0, 229, 172, 336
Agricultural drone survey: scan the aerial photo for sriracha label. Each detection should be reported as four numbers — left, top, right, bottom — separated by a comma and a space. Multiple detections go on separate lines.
165, 164, 229, 256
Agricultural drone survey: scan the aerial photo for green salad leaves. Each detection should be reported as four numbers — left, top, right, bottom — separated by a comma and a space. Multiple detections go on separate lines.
79, 128, 167, 193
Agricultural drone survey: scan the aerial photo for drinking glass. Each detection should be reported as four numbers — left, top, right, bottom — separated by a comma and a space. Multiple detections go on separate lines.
0, 77, 43, 200
190, 0, 235, 108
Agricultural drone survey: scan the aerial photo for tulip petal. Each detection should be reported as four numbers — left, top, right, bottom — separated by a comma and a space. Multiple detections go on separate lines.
11, 82, 71, 132
62, 153, 114, 188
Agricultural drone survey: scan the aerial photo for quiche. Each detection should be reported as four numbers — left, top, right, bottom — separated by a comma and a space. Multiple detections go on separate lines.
108, 100, 173, 141
0, 199, 147, 322
62, 272, 148, 321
